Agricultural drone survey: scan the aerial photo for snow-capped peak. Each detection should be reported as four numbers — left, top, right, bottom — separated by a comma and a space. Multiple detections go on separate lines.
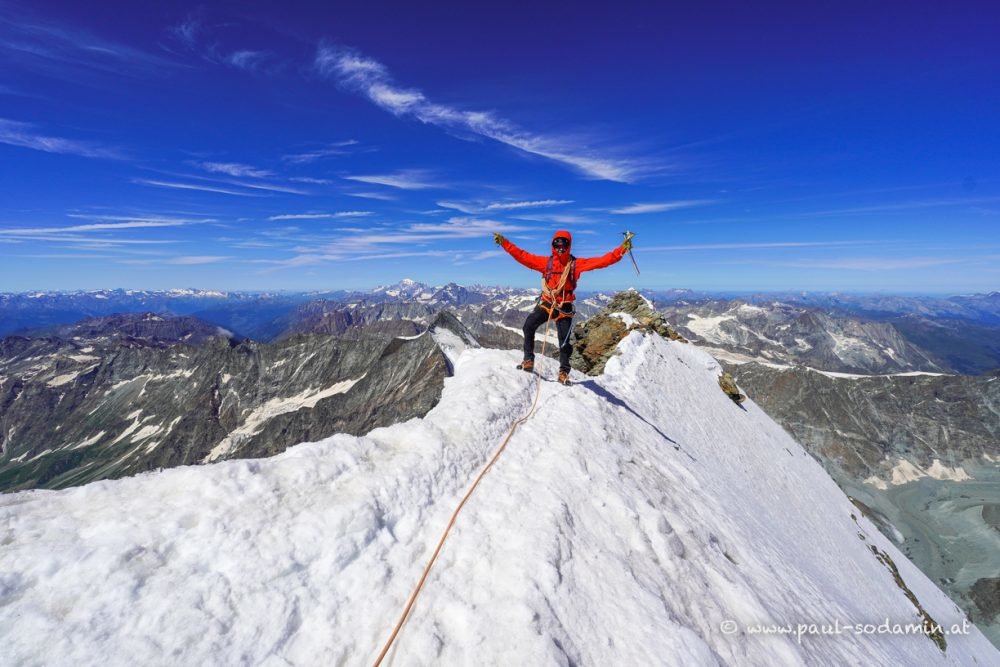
0, 331, 995, 665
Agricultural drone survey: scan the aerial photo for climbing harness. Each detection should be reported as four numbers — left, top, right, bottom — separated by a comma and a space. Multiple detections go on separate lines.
372, 284, 569, 666
541, 255, 576, 307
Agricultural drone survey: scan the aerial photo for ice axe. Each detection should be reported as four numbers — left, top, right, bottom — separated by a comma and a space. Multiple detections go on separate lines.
623, 230, 640, 276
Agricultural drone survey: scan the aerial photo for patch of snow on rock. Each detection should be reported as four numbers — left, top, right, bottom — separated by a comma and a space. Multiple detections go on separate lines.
684, 313, 734, 343
609, 311, 639, 327
204, 376, 366, 462
925, 459, 972, 482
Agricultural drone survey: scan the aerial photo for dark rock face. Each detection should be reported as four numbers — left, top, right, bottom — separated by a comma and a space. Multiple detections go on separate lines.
970, 578, 1000, 624
729, 363, 1000, 481
0, 315, 452, 492
45, 312, 236, 345
888, 315, 1000, 375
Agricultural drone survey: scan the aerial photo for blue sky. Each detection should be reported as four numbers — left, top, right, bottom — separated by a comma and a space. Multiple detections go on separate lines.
1, 0, 997, 294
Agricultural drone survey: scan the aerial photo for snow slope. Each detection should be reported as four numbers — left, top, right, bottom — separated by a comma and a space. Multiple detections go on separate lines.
1, 333, 996, 666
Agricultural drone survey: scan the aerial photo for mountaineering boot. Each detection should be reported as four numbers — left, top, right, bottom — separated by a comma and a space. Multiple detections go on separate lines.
516, 359, 534, 372
558, 370, 571, 386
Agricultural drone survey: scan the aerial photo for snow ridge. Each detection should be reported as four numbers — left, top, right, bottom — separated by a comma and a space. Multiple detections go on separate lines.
0, 333, 995, 666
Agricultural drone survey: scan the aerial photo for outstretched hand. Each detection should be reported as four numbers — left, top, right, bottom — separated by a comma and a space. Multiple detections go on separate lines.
493, 232, 506, 246
622, 231, 635, 252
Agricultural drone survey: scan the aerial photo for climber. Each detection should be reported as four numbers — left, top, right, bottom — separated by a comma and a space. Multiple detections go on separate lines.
493, 229, 633, 385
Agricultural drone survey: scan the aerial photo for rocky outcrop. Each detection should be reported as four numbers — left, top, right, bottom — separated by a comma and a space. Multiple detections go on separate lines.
570, 290, 687, 375
717, 371, 746, 404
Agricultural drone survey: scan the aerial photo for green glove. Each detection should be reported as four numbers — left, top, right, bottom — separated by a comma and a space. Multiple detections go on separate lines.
622, 231, 635, 252
493, 232, 506, 246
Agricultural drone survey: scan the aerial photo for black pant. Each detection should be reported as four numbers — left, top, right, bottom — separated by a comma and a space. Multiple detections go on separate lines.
523, 303, 575, 372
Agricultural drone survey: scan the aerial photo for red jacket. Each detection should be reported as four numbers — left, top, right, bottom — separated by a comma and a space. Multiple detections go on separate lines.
500, 230, 625, 303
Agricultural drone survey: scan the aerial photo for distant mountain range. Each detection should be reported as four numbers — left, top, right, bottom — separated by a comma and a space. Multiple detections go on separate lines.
0, 309, 466, 490
5, 285, 997, 372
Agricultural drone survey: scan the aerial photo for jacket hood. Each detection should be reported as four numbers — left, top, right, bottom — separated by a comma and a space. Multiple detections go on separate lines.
551, 230, 572, 256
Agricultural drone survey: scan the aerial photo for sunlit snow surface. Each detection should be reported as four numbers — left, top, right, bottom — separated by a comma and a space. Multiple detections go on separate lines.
1, 334, 996, 666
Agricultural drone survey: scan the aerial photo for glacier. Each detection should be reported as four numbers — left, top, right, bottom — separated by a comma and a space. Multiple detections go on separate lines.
1, 331, 997, 666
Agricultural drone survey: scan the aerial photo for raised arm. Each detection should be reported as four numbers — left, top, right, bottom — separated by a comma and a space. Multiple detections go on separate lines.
497, 236, 548, 272
576, 244, 627, 272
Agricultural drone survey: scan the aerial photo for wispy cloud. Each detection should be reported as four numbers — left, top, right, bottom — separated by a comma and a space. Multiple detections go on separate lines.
470, 249, 506, 260
511, 213, 596, 224
282, 140, 359, 164
796, 198, 1000, 218
268, 211, 373, 221
116, 253, 236, 267
208, 178, 307, 195
345, 250, 454, 262
643, 240, 878, 252
323, 217, 529, 253
169, 14, 201, 48
290, 176, 336, 185
197, 161, 273, 178
1, 215, 209, 236
437, 200, 479, 214
399, 218, 526, 239
437, 199, 574, 215
161, 168, 308, 194
21, 253, 116, 259
347, 191, 396, 201
0, 84, 30, 97
2, 13, 177, 80
0, 232, 178, 246
344, 170, 445, 190
261, 217, 527, 270
774, 257, 969, 270
315, 44, 640, 182
0, 118, 123, 159
485, 199, 574, 211
167, 13, 275, 73
168, 255, 231, 265
226, 50, 268, 71
258, 249, 455, 271
132, 178, 268, 197
611, 200, 714, 215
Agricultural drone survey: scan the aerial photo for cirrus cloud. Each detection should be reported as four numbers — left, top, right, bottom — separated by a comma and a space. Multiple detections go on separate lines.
610, 200, 714, 215
315, 44, 641, 183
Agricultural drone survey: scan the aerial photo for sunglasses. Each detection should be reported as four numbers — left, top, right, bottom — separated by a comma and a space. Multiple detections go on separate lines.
552, 238, 569, 249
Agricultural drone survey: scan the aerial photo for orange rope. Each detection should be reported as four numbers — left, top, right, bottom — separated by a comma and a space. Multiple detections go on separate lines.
541, 255, 574, 307
372, 310, 557, 666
